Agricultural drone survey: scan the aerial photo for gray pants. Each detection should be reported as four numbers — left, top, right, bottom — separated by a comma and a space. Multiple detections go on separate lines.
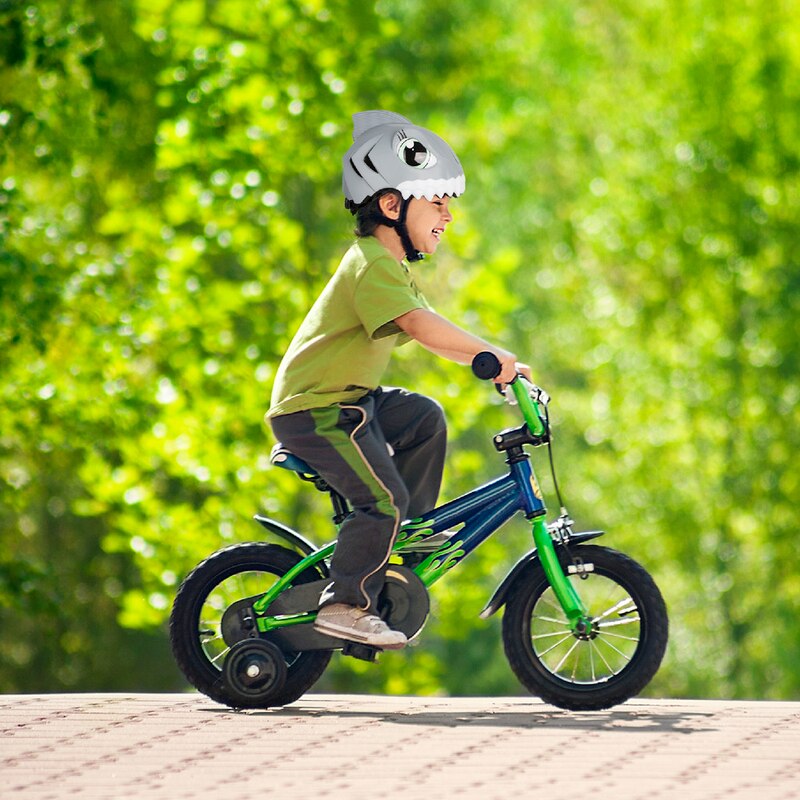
270, 388, 446, 611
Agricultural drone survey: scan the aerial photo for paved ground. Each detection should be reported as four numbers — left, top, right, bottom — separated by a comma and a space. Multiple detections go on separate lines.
1, 693, 799, 799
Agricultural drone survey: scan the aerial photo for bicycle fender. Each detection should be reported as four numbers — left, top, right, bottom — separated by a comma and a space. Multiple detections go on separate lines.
479, 530, 604, 619
253, 515, 328, 574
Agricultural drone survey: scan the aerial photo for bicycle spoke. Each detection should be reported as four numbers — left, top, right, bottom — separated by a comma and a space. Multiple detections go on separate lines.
599, 630, 640, 642
552, 638, 581, 674
596, 636, 633, 662
570, 647, 579, 681
531, 629, 573, 641
595, 597, 637, 622
591, 639, 615, 674
539, 593, 565, 616
209, 646, 230, 665
533, 613, 569, 626
537, 631, 575, 657
596, 615, 640, 630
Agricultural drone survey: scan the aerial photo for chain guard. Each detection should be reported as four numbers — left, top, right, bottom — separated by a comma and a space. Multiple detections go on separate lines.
220, 565, 430, 652
220, 596, 261, 648
377, 566, 430, 641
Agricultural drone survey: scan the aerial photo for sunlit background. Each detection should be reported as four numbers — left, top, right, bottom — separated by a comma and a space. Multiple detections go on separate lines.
1, 0, 798, 699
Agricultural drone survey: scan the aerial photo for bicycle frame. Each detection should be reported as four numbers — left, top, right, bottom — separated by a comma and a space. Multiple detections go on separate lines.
252, 377, 592, 636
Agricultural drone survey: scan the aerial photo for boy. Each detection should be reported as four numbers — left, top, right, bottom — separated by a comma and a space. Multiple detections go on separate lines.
267, 111, 529, 649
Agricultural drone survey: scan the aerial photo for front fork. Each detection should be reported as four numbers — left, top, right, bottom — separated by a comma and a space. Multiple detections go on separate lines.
531, 516, 594, 635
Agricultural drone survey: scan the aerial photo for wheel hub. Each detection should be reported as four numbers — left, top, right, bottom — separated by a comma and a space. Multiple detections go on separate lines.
572, 618, 599, 640
223, 639, 288, 706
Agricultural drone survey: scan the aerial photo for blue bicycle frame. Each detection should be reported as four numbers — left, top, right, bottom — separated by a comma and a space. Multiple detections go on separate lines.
395, 461, 544, 586
252, 376, 593, 636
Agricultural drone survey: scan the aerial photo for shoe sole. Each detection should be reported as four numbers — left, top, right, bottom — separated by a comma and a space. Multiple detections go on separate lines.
313, 620, 407, 650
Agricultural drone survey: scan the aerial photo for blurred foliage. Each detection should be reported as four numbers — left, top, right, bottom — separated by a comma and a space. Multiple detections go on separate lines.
1, 0, 798, 700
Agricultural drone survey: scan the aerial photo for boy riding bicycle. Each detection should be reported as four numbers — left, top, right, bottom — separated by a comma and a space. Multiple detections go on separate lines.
267, 110, 530, 650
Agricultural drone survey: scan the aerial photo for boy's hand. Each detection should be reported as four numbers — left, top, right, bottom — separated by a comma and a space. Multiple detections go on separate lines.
494, 351, 532, 385
515, 361, 533, 382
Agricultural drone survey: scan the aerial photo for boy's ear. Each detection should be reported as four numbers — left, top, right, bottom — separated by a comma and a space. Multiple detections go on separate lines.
378, 191, 402, 221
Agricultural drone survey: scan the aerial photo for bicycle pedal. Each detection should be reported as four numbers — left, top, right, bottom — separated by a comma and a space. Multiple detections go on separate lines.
341, 641, 381, 663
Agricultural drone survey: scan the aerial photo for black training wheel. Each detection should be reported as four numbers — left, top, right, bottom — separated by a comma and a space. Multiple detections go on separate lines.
170, 542, 331, 709
223, 639, 288, 707
502, 544, 668, 710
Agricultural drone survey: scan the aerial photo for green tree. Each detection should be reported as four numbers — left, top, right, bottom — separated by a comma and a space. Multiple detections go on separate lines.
1, 0, 798, 700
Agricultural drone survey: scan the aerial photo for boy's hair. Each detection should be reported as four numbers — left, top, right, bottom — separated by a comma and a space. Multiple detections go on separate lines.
351, 189, 400, 237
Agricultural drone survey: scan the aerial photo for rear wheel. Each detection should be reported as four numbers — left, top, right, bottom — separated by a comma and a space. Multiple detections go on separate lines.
502, 545, 668, 710
169, 542, 331, 708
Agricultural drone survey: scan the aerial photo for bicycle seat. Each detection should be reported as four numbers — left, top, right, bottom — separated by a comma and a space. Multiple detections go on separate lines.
270, 443, 319, 477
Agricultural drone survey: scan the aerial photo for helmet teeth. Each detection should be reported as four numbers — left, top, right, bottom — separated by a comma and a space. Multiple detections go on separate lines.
397, 175, 466, 200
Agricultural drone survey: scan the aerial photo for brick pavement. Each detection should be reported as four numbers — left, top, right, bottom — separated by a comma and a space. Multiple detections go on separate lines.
1, 693, 799, 800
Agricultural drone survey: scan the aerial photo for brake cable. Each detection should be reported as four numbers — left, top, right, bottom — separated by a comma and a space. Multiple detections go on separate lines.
542, 402, 585, 575
501, 375, 567, 514
543, 403, 567, 514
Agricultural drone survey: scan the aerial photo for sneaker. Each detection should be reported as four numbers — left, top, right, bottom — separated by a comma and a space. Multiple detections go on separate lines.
314, 603, 407, 650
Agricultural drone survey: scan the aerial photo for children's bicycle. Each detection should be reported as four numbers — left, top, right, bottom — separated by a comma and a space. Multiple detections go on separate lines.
170, 353, 668, 711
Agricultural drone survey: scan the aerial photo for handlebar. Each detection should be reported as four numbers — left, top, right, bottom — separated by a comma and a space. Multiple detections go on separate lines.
471, 352, 548, 438
471, 351, 505, 381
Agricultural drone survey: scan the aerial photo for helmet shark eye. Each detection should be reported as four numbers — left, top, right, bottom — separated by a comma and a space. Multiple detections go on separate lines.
396, 138, 438, 169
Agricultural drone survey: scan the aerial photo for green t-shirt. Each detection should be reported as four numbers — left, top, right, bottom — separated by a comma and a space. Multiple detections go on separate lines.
267, 237, 431, 418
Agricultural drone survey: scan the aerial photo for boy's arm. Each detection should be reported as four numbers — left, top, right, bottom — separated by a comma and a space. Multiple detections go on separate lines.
394, 308, 530, 384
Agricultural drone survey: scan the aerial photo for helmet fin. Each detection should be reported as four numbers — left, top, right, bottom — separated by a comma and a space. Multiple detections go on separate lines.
352, 110, 412, 141
345, 133, 384, 202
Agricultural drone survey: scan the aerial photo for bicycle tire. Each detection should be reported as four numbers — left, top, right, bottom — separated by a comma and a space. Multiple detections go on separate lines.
169, 542, 331, 709
502, 544, 668, 710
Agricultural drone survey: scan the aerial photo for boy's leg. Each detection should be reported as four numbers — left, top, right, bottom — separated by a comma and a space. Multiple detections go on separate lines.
372, 387, 447, 517
270, 396, 410, 612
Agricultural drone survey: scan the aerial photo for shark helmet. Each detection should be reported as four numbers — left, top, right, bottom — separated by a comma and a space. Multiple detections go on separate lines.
343, 110, 465, 261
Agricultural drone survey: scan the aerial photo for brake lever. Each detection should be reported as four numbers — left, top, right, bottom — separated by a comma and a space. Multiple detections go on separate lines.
473, 354, 547, 407
499, 375, 550, 408
530, 384, 550, 407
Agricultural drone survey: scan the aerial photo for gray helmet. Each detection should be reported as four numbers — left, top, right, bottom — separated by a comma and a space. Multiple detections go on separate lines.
343, 110, 465, 205
342, 111, 465, 260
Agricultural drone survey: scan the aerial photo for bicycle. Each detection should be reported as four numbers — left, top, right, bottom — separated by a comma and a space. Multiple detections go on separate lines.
169, 352, 668, 711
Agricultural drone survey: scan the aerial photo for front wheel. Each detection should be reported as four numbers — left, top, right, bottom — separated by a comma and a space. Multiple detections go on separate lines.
169, 542, 331, 709
502, 545, 668, 710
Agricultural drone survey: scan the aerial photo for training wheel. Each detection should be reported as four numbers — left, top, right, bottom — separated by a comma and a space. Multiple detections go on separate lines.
223, 639, 288, 707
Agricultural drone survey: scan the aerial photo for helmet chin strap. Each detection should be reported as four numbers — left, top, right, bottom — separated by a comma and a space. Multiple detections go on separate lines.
366, 197, 424, 263
396, 197, 424, 262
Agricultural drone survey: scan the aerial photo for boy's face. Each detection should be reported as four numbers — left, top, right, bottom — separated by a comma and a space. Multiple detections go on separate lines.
405, 196, 453, 256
